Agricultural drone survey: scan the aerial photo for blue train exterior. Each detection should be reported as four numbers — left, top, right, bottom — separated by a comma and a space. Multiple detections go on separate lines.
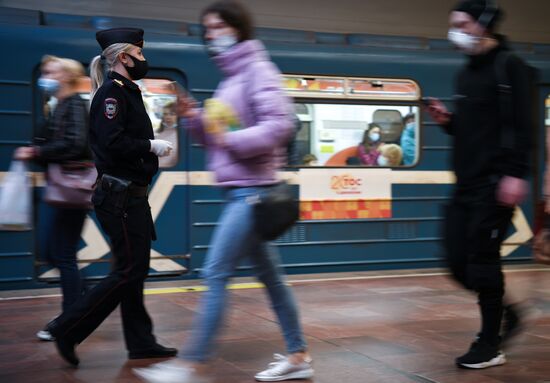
1, 8, 550, 290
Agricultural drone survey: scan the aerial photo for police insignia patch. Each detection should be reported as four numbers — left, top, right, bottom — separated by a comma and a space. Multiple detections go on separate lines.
104, 98, 118, 119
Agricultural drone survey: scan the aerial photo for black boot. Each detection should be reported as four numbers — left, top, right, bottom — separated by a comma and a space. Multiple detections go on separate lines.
55, 336, 79, 367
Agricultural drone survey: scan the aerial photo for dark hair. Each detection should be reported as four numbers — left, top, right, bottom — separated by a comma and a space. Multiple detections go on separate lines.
361, 124, 382, 148
403, 113, 415, 123
201, 0, 254, 42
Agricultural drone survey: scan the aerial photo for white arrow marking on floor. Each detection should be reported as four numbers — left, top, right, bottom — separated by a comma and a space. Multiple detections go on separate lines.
39, 171, 188, 278
31, 169, 534, 279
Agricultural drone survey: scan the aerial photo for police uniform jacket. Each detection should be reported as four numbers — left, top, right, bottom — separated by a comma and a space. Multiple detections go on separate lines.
90, 71, 158, 186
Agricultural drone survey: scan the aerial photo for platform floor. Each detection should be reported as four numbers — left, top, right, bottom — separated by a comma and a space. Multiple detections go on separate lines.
1, 266, 550, 383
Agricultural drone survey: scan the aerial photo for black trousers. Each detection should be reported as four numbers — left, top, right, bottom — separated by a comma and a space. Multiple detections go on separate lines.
50, 188, 156, 352
443, 186, 514, 345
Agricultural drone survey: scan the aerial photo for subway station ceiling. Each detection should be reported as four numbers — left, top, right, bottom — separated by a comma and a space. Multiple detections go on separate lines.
1, 0, 549, 44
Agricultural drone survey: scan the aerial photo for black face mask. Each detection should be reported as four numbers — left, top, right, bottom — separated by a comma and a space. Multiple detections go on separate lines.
123, 54, 149, 80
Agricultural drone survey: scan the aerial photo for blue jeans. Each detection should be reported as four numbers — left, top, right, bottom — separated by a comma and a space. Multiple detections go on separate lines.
40, 203, 87, 311
181, 187, 307, 361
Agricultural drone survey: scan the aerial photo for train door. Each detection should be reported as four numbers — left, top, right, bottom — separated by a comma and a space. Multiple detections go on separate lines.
36, 69, 190, 282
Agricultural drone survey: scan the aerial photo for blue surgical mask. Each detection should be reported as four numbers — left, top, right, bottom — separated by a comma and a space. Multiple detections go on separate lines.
369, 132, 380, 142
206, 35, 238, 56
405, 122, 415, 131
377, 156, 389, 166
38, 77, 60, 94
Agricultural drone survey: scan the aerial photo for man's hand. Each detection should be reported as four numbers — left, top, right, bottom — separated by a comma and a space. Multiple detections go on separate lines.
423, 97, 452, 126
13, 146, 36, 160
496, 176, 528, 206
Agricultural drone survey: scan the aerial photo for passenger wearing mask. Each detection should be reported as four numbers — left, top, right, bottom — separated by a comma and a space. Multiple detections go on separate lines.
134, 1, 313, 382
14, 55, 91, 342
400, 113, 416, 165
377, 144, 403, 167
425, 0, 533, 369
48, 27, 177, 367
358, 124, 383, 165
155, 101, 179, 167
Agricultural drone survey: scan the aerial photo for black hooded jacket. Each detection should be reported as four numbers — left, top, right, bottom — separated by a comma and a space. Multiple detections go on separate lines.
444, 37, 534, 190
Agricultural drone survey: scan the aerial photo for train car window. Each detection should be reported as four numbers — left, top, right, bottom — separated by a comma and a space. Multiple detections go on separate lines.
38, 76, 180, 168
283, 75, 420, 168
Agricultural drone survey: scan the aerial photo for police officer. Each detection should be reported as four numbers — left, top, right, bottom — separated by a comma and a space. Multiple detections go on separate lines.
50, 28, 177, 367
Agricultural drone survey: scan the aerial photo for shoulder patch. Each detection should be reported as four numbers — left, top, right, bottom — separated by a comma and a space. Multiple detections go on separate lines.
104, 98, 119, 120
113, 79, 124, 87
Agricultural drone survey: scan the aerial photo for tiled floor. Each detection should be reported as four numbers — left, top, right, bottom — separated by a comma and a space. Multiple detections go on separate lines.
1, 266, 549, 383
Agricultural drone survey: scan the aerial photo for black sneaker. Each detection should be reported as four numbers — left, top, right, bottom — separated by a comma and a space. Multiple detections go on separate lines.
501, 303, 523, 348
455, 340, 506, 369
128, 344, 178, 360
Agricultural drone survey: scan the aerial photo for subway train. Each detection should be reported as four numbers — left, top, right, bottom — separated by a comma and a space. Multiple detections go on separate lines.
1, 7, 550, 290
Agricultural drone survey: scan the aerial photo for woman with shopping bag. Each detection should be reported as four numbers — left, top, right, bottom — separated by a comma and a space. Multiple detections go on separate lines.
14, 55, 93, 341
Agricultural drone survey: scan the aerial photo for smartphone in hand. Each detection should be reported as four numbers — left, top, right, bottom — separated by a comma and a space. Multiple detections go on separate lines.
420, 97, 432, 107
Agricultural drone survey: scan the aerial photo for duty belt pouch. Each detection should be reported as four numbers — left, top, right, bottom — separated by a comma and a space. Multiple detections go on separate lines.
100, 174, 131, 215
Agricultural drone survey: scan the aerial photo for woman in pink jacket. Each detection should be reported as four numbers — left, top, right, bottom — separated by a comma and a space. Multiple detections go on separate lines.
134, 1, 313, 382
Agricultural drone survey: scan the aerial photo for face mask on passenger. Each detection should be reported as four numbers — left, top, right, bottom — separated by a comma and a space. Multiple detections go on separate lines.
447, 28, 480, 54
405, 122, 415, 131
206, 35, 238, 56
123, 54, 149, 80
369, 132, 380, 142
377, 156, 389, 166
37, 77, 60, 94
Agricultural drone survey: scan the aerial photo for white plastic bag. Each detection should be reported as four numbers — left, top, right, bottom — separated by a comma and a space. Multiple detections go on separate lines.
0, 160, 32, 230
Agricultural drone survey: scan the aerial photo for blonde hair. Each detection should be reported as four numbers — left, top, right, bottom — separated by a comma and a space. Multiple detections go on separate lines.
41, 55, 85, 85
379, 144, 403, 166
90, 43, 134, 100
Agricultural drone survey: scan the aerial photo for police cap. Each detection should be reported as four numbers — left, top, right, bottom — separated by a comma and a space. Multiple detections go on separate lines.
96, 28, 144, 50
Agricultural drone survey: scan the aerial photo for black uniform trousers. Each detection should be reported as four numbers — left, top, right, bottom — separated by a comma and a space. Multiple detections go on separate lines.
50, 188, 156, 352
443, 184, 514, 346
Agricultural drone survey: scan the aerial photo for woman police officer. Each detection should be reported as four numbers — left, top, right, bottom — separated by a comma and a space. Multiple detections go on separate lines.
49, 28, 177, 367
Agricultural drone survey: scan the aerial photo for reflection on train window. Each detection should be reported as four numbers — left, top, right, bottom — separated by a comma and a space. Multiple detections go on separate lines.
545, 94, 550, 128
137, 79, 179, 168
288, 103, 419, 167
39, 77, 180, 168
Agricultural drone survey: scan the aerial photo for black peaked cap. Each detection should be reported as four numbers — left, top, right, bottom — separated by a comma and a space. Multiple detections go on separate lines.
96, 27, 144, 50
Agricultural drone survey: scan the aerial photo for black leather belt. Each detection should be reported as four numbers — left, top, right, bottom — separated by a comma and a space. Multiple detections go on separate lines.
128, 184, 148, 197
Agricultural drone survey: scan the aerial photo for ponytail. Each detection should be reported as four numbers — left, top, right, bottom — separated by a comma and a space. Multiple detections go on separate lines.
90, 43, 134, 101
90, 55, 104, 100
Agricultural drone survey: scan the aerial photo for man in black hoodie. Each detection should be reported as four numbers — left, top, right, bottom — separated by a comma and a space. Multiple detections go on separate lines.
425, 0, 534, 370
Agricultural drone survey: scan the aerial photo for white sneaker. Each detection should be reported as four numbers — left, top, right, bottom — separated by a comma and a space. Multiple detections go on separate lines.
255, 354, 314, 382
36, 330, 55, 341
133, 361, 206, 383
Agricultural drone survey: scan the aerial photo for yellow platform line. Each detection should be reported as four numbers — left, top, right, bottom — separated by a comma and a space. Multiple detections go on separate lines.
143, 282, 265, 295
